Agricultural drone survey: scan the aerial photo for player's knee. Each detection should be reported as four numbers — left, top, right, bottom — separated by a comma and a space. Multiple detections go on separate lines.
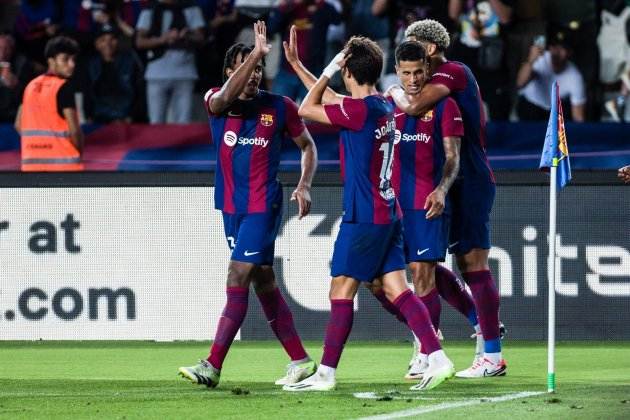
227, 261, 255, 287
456, 249, 489, 273
329, 276, 358, 300
251, 266, 277, 294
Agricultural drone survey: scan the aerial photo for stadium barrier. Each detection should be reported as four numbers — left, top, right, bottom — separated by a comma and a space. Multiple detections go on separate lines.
0, 170, 628, 341
2, 122, 630, 170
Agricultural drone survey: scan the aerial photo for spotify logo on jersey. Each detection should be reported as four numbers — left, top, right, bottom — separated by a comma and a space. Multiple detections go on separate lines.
224, 130, 238, 147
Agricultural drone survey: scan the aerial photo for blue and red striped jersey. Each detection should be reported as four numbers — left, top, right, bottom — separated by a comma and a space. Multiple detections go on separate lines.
390, 97, 464, 210
324, 95, 401, 224
205, 88, 305, 214
428, 61, 495, 184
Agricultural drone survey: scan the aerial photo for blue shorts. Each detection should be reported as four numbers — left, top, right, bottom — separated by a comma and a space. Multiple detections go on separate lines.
222, 208, 283, 266
448, 179, 496, 255
402, 209, 449, 263
331, 220, 406, 282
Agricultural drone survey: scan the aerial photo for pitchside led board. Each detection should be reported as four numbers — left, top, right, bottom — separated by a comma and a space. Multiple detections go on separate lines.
0, 172, 628, 341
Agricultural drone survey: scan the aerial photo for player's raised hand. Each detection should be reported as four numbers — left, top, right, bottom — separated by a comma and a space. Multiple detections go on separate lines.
424, 188, 446, 219
291, 186, 312, 219
283, 25, 299, 65
322, 50, 349, 79
618, 165, 630, 184
253, 20, 271, 57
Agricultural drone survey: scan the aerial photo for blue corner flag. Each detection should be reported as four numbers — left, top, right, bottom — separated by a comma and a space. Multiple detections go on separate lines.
539, 82, 571, 189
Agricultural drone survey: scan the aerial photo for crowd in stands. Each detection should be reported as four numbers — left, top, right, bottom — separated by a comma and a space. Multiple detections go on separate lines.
1, 0, 629, 125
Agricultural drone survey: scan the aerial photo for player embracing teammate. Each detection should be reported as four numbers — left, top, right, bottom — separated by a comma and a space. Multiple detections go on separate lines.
282, 36, 455, 392
388, 19, 506, 377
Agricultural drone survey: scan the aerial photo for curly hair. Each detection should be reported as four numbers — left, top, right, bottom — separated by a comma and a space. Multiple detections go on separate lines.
404, 19, 451, 52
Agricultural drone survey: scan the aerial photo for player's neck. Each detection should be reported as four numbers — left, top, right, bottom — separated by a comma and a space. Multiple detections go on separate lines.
238, 89, 259, 101
428, 55, 447, 76
349, 84, 378, 99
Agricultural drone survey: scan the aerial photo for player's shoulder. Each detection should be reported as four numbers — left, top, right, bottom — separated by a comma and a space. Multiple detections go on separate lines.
434, 61, 466, 79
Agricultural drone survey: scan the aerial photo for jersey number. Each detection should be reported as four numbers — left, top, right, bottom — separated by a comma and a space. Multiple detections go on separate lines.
378, 142, 395, 199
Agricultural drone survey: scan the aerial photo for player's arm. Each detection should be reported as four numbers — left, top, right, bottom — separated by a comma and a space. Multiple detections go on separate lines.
283, 25, 344, 105
209, 21, 270, 114
291, 128, 318, 219
618, 165, 630, 184
63, 107, 84, 152
425, 136, 460, 219
298, 51, 348, 124
388, 83, 451, 117
425, 99, 463, 219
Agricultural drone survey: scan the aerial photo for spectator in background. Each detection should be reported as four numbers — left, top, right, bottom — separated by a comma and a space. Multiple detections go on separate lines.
516, 29, 585, 122
448, 0, 510, 120
87, 24, 143, 123
197, 0, 239, 90
135, 0, 205, 124
370, 0, 452, 89
15, 36, 84, 171
14, 0, 61, 70
598, 1, 630, 122
619, 165, 630, 184
545, 0, 598, 120
350, 0, 391, 87
0, 33, 36, 123
268, 0, 341, 101
496, 0, 546, 109
60, 0, 145, 52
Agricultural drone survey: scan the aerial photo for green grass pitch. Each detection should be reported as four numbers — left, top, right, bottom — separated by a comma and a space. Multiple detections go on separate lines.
0, 341, 628, 419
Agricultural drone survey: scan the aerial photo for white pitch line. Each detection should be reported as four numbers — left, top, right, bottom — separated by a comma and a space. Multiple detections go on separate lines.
357, 391, 545, 420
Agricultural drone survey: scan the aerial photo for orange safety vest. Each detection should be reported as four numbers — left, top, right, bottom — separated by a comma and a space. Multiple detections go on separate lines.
20, 74, 83, 171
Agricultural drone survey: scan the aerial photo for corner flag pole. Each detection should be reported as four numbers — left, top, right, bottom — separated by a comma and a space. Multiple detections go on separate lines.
547, 161, 558, 393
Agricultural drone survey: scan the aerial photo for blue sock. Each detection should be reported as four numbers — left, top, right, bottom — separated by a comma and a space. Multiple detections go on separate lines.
484, 338, 501, 354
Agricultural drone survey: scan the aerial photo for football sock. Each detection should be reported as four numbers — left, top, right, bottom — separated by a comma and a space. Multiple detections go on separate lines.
321, 299, 354, 368
208, 287, 249, 370
419, 287, 441, 331
435, 265, 478, 326
394, 289, 441, 355
256, 288, 308, 362
373, 289, 407, 324
463, 270, 501, 354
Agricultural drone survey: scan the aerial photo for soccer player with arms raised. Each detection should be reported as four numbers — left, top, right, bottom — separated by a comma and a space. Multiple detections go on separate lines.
178, 21, 318, 388
389, 19, 506, 377
283, 36, 454, 392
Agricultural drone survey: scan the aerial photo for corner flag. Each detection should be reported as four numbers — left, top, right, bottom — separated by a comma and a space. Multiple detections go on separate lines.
540, 82, 572, 394
539, 82, 571, 189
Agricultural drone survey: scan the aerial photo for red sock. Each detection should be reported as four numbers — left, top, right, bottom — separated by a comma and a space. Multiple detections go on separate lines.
435, 265, 478, 326
373, 289, 407, 324
394, 289, 441, 355
321, 299, 354, 368
257, 288, 308, 361
463, 270, 500, 343
419, 287, 441, 331
208, 287, 249, 369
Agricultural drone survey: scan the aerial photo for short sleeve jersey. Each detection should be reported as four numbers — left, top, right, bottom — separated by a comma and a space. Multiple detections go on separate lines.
390, 97, 464, 210
324, 95, 401, 224
205, 88, 305, 214
429, 61, 495, 183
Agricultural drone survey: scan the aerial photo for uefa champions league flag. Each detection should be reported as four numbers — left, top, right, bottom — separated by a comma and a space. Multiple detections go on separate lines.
539, 82, 571, 188
539, 82, 571, 394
